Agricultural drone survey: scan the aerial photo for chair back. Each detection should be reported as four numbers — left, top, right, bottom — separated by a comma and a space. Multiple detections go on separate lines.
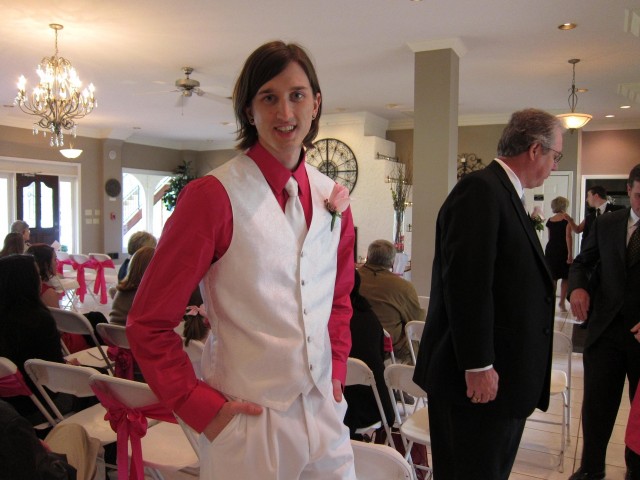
0, 357, 57, 426
351, 440, 413, 479
24, 359, 100, 422
382, 329, 396, 364
90, 373, 160, 409
405, 320, 425, 365
417, 296, 430, 311
384, 364, 427, 425
49, 307, 114, 375
97, 323, 130, 349
346, 358, 394, 446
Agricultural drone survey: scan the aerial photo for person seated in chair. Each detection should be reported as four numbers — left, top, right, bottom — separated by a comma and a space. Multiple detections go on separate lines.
358, 240, 424, 364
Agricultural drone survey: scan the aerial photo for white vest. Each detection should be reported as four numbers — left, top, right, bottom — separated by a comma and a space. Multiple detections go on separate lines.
200, 154, 341, 411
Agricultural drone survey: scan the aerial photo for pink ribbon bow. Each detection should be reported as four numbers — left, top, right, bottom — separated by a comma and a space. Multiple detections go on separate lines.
106, 346, 134, 380
92, 257, 115, 304
91, 384, 177, 480
185, 304, 207, 317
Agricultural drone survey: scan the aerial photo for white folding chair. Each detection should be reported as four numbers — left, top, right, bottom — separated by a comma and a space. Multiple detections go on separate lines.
383, 328, 396, 364
70, 254, 99, 304
0, 357, 57, 427
23, 359, 118, 448
96, 323, 129, 349
384, 364, 432, 480
89, 373, 199, 479
49, 307, 114, 375
417, 296, 430, 312
346, 357, 394, 446
405, 320, 425, 366
89, 253, 118, 304
526, 330, 572, 472
183, 339, 205, 380
351, 439, 413, 480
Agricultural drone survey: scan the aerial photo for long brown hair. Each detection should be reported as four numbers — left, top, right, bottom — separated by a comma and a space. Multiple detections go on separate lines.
233, 41, 322, 151
117, 246, 155, 292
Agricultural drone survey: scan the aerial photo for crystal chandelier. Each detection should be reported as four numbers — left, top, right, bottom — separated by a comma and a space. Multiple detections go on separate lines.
15, 24, 96, 147
556, 58, 592, 130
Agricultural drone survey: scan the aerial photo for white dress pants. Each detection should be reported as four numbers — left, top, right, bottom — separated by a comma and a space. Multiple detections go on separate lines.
198, 386, 356, 479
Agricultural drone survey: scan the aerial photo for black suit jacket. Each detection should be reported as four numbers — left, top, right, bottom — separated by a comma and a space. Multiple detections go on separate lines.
569, 207, 638, 349
413, 161, 555, 418
582, 203, 625, 244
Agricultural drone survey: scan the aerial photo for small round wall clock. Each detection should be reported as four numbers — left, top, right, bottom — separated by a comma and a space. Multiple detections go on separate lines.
306, 138, 358, 193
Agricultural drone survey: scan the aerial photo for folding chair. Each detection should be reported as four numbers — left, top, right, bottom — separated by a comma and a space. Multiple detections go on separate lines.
69, 254, 97, 303
96, 323, 136, 379
49, 307, 114, 375
351, 439, 413, 480
417, 296, 430, 312
0, 357, 57, 427
89, 253, 118, 304
23, 359, 117, 447
526, 330, 572, 472
384, 364, 432, 480
382, 328, 396, 364
346, 357, 394, 446
89, 373, 199, 480
405, 320, 425, 366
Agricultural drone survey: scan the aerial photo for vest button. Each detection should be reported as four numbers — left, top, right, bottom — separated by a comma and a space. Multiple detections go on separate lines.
309, 364, 313, 371
301, 279, 306, 286
307, 336, 311, 343
303, 308, 308, 315
300, 251, 305, 257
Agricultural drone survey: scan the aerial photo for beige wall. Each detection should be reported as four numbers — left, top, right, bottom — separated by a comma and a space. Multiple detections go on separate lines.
581, 129, 640, 176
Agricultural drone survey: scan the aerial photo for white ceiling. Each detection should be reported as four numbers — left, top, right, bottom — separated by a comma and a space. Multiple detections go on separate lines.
1, 0, 640, 151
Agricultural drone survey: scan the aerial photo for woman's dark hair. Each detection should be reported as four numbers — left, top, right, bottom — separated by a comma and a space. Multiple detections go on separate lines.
350, 270, 372, 312
26, 244, 56, 282
233, 41, 322, 151
0, 254, 44, 314
0, 232, 24, 257
183, 313, 210, 346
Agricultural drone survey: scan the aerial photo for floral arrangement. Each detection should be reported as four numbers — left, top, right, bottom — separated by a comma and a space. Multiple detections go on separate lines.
530, 206, 545, 231
162, 160, 197, 211
325, 183, 350, 231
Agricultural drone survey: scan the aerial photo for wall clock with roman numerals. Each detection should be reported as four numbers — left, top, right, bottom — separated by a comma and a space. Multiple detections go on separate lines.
306, 138, 358, 193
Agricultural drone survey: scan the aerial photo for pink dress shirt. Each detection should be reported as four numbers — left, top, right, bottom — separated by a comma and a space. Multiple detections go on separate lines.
127, 142, 355, 432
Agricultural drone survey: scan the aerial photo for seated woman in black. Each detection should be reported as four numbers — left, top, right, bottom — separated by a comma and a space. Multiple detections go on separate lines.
343, 269, 395, 439
0, 254, 71, 424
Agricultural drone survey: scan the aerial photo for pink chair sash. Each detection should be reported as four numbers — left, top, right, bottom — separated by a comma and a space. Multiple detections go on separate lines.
92, 258, 115, 304
383, 335, 394, 354
0, 370, 32, 397
74, 259, 93, 303
107, 346, 134, 380
91, 384, 176, 480
56, 257, 75, 275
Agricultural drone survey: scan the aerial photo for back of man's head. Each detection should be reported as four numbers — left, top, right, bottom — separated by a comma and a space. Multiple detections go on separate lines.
366, 240, 396, 269
496, 108, 562, 158
588, 185, 607, 201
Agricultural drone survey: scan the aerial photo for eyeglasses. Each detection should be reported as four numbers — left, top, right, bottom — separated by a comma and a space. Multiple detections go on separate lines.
545, 146, 563, 164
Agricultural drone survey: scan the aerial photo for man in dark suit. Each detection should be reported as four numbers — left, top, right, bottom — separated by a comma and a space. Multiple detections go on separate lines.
568, 164, 640, 480
413, 108, 563, 480
580, 185, 625, 244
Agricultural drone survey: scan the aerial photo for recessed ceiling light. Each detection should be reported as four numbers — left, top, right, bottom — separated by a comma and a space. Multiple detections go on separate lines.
605, 114, 615, 118
334, 107, 347, 113
3, 104, 14, 108
220, 121, 232, 126
558, 23, 577, 30
133, 126, 142, 130
576, 88, 588, 93
621, 105, 632, 109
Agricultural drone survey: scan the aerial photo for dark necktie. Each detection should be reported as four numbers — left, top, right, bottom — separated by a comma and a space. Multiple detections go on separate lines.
595, 208, 601, 217
627, 220, 640, 268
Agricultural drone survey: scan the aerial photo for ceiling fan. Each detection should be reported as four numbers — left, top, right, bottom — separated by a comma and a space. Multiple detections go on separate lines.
175, 67, 204, 98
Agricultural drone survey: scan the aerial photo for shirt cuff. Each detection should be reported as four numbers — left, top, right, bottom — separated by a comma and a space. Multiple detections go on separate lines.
466, 365, 493, 372
173, 381, 227, 433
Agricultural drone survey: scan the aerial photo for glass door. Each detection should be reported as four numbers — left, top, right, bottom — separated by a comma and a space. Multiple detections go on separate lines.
17, 173, 60, 246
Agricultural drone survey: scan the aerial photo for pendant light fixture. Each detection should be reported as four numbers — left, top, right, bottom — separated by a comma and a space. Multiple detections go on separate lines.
556, 58, 592, 130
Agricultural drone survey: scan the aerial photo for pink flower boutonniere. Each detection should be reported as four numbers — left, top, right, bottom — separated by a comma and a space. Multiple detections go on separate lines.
325, 183, 350, 231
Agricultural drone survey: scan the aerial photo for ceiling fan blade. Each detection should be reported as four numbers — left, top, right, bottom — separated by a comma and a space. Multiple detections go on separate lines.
200, 91, 232, 104
175, 95, 186, 108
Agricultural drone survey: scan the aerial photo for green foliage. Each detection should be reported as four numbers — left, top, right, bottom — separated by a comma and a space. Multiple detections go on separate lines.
162, 161, 197, 211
